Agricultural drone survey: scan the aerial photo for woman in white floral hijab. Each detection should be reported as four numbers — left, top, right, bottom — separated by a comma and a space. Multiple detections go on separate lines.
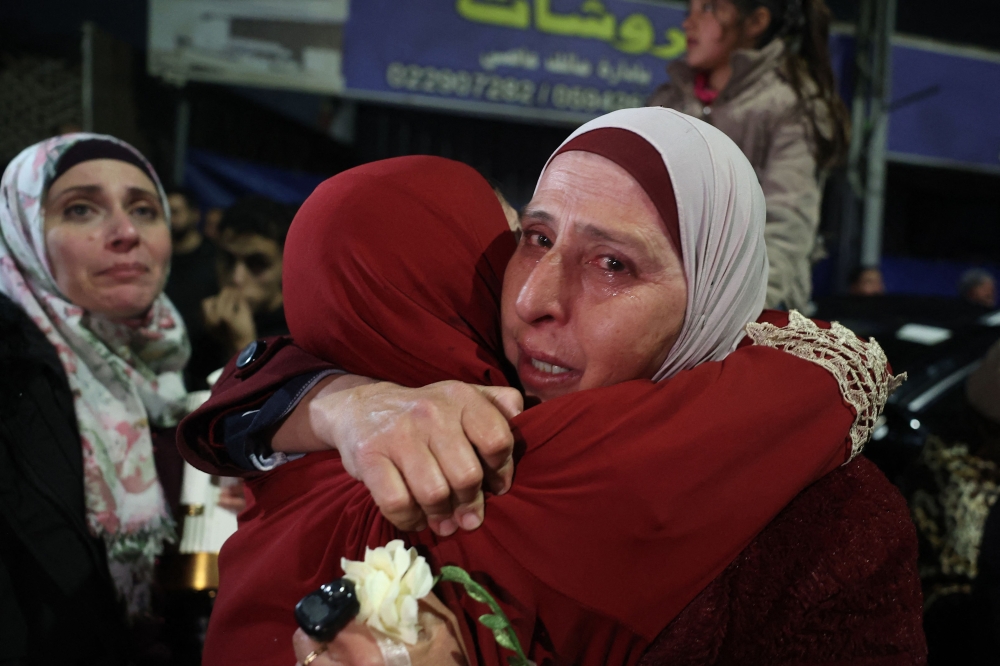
0, 133, 189, 629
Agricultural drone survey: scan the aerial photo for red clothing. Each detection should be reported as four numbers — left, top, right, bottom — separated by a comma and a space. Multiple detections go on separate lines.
193, 314, 860, 666
176, 156, 916, 665
640, 456, 926, 665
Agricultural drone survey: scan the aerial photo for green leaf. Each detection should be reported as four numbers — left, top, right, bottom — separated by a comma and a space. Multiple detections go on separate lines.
464, 582, 493, 605
440, 567, 493, 604
439, 565, 473, 585
442, 564, 528, 661
478, 613, 507, 631
493, 629, 517, 651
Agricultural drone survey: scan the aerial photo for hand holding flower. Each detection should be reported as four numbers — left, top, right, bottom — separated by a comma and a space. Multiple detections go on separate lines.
292, 591, 469, 666
303, 540, 526, 666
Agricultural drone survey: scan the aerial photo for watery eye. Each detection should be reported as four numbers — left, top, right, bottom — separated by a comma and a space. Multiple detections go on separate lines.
602, 256, 626, 272
526, 231, 553, 249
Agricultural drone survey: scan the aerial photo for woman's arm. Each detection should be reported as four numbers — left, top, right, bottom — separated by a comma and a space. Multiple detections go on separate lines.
269, 377, 521, 534
199, 314, 897, 666
406, 312, 900, 663
176, 336, 523, 534
176, 336, 336, 477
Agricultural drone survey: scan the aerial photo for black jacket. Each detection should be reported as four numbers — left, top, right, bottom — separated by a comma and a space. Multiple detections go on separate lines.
0, 293, 127, 665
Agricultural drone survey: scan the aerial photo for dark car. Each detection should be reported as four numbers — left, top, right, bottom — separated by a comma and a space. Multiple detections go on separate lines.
814, 295, 1000, 484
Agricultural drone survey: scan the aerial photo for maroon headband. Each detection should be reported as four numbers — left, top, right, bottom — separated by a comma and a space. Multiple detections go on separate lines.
553, 127, 682, 260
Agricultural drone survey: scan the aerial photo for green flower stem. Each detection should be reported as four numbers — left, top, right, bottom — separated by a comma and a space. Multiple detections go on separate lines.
438, 565, 530, 666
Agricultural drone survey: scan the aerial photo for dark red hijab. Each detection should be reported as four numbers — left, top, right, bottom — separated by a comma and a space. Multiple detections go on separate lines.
206, 156, 855, 666
284, 155, 515, 388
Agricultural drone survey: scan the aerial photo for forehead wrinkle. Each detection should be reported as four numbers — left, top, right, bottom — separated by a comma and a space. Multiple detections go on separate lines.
532, 153, 674, 264
521, 207, 553, 224
579, 222, 640, 246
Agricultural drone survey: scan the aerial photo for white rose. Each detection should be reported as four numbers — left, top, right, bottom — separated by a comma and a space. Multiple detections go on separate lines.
341, 540, 434, 644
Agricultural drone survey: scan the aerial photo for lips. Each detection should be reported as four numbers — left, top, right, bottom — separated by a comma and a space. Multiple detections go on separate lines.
516, 343, 582, 396
97, 263, 149, 280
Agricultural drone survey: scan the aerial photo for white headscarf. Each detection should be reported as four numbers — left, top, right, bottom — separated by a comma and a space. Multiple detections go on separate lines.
538, 107, 769, 380
0, 134, 189, 616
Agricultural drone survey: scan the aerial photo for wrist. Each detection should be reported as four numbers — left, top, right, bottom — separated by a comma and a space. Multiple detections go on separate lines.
308, 376, 385, 451
269, 374, 379, 454
269, 374, 340, 454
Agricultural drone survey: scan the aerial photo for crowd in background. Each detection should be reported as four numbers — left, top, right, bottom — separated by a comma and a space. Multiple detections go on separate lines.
164, 190, 293, 390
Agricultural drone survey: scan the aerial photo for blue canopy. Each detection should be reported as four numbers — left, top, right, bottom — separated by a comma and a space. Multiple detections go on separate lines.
184, 148, 328, 210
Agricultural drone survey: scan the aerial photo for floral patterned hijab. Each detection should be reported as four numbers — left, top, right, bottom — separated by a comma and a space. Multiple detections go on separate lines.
0, 134, 189, 616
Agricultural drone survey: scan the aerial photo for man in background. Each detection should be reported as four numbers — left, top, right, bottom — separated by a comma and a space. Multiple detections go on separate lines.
164, 187, 220, 389
960, 269, 998, 309
202, 196, 293, 367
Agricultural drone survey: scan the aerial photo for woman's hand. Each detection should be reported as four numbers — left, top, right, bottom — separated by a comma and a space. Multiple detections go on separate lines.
311, 380, 523, 535
291, 593, 469, 666
217, 478, 246, 513
268, 375, 523, 536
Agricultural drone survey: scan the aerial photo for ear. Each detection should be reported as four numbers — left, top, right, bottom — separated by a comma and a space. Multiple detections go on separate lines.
745, 6, 772, 41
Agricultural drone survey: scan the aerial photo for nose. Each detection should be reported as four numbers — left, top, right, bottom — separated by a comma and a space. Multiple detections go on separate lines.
106, 208, 141, 253
514, 249, 569, 325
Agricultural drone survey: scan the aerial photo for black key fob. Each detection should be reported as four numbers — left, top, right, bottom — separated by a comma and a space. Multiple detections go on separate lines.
295, 578, 361, 643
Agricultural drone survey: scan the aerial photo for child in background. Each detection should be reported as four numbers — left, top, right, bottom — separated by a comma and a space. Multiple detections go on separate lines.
649, 0, 850, 311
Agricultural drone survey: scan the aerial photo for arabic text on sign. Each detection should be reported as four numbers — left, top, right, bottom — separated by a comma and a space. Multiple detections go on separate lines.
455, 0, 686, 60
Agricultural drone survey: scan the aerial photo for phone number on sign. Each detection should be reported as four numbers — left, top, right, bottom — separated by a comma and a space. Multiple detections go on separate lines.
385, 62, 647, 113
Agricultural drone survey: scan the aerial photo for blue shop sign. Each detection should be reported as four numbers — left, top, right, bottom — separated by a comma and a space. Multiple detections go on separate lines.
342, 0, 687, 122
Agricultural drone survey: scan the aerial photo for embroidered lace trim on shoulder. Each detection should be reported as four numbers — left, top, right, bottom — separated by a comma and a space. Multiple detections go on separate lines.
745, 310, 906, 462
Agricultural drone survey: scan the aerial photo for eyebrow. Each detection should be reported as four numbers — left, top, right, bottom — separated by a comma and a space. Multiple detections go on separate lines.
50, 185, 160, 201
524, 207, 643, 246
51, 185, 102, 198
520, 207, 554, 225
